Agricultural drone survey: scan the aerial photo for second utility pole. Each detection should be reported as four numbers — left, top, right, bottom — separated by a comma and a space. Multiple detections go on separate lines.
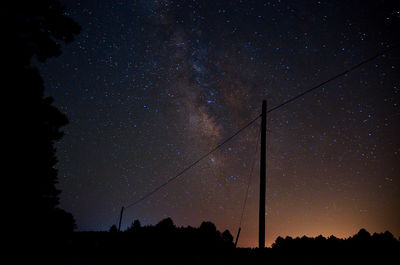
259, 100, 267, 249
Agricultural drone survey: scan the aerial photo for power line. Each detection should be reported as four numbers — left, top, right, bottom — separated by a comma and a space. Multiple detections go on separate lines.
238, 125, 260, 229
235, 119, 260, 247
123, 43, 399, 211
266, 44, 400, 114
124, 114, 261, 209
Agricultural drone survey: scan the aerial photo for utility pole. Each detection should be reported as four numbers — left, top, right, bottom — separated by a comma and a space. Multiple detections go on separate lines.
118, 206, 124, 232
259, 100, 267, 249
234, 227, 241, 247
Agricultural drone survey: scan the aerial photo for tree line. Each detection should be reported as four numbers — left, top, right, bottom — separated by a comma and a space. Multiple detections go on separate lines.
63, 218, 400, 265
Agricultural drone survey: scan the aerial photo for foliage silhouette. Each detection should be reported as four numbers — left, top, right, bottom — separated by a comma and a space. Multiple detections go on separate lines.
109, 224, 118, 233
72, 218, 235, 265
5, 1, 80, 263
126, 219, 141, 233
66, 219, 400, 265
269, 228, 400, 265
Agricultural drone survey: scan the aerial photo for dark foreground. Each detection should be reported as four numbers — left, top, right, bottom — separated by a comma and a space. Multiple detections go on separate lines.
19, 219, 400, 265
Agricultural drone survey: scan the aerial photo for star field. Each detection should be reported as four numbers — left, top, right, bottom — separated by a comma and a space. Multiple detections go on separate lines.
39, 0, 399, 247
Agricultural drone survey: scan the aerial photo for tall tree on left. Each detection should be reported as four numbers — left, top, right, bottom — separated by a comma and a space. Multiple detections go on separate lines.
4, 0, 80, 251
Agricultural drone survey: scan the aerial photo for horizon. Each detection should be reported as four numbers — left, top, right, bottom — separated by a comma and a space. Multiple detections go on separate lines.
75, 217, 399, 248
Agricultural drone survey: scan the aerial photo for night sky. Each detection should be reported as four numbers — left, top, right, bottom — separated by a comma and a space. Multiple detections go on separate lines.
38, 0, 399, 247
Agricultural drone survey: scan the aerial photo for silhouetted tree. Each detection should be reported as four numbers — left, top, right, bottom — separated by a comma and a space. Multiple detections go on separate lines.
222, 229, 234, 244
109, 225, 118, 233
5, 1, 81, 67
156, 217, 175, 231
5, 0, 80, 256
69, 218, 400, 265
269, 229, 400, 265
126, 219, 141, 232
200, 221, 217, 234
352, 228, 371, 241
272, 236, 285, 248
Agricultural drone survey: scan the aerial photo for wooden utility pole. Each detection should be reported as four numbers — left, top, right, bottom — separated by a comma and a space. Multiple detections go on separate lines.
259, 100, 267, 249
118, 206, 124, 232
234, 227, 241, 247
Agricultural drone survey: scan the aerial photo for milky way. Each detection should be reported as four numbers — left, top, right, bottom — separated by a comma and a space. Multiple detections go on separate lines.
39, 0, 399, 246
